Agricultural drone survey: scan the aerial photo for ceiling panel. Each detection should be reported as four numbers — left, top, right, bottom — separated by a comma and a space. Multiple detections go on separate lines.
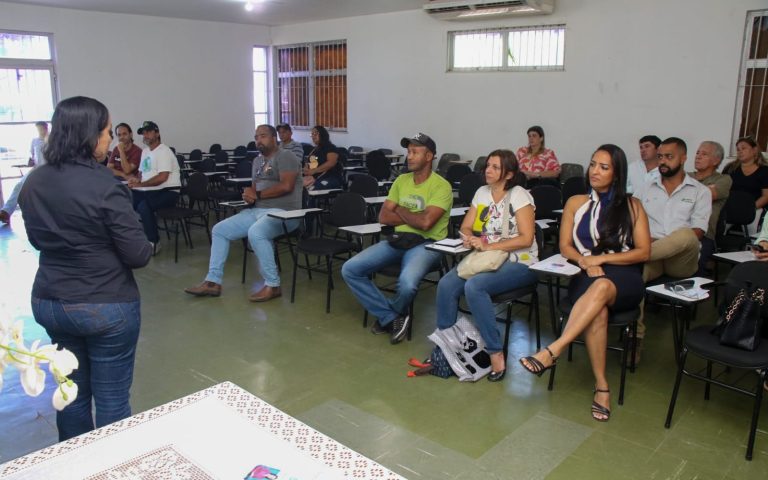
3, 0, 426, 26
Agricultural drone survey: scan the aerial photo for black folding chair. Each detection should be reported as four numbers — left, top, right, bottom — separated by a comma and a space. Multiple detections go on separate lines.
665, 261, 768, 460
155, 172, 212, 262
290, 192, 368, 313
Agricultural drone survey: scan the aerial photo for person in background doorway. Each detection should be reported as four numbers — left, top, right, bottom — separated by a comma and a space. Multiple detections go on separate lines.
0, 121, 48, 224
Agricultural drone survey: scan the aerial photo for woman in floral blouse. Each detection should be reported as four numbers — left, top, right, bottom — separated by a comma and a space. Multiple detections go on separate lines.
516, 125, 561, 187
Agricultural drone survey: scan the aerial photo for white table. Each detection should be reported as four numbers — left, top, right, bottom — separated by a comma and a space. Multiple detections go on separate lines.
450, 206, 469, 217
339, 223, 383, 235
0, 382, 402, 480
646, 277, 714, 362
268, 208, 322, 220
308, 188, 342, 197
226, 177, 252, 184
713, 250, 758, 264
364, 196, 388, 205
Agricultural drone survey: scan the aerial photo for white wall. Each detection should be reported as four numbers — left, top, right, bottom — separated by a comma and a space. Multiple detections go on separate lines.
0, 1, 270, 152
272, 0, 766, 165
2, 0, 764, 165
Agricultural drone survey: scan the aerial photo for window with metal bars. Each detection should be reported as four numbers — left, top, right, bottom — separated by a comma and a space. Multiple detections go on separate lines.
275, 40, 347, 131
448, 24, 565, 72
732, 10, 768, 153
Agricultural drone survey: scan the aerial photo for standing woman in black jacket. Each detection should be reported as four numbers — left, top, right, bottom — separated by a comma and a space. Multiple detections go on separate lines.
19, 96, 152, 441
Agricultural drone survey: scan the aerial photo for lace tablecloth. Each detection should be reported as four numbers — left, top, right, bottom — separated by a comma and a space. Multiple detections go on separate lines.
0, 381, 403, 480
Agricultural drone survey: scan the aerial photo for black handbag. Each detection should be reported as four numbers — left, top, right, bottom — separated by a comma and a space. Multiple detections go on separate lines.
711, 281, 765, 351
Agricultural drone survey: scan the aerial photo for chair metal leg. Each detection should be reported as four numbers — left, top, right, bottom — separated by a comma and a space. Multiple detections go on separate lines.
173, 221, 180, 263
241, 240, 249, 284
304, 254, 313, 280
531, 292, 541, 350
618, 325, 629, 405
406, 301, 414, 341
163, 219, 171, 241
183, 219, 193, 249
665, 347, 689, 428
203, 214, 211, 244
704, 361, 713, 400
325, 256, 332, 313
502, 305, 513, 360
746, 372, 766, 460
290, 253, 299, 303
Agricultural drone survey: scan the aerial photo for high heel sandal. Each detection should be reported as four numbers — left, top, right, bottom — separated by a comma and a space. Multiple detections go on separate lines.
487, 352, 506, 382
592, 387, 611, 422
519, 346, 557, 377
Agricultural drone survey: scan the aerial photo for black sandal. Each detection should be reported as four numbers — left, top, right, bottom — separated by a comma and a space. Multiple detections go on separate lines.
519, 346, 558, 377
592, 388, 611, 422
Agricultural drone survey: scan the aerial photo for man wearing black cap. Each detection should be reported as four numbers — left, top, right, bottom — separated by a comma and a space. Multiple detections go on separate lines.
128, 121, 181, 253
342, 133, 452, 344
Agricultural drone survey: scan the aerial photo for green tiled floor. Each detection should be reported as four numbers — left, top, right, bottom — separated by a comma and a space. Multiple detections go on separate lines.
0, 211, 766, 478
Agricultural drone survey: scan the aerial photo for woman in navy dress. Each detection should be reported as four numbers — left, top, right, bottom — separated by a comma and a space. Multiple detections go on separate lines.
519, 144, 651, 421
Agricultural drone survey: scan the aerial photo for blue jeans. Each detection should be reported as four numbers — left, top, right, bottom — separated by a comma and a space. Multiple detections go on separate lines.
1, 173, 27, 214
341, 240, 442, 326
131, 189, 179, 243
31, 298, 141, 441
435, 262, 537, 353
205, 207, 299, 286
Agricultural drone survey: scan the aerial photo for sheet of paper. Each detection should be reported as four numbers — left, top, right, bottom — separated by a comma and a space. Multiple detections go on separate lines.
529, 254, 580, 276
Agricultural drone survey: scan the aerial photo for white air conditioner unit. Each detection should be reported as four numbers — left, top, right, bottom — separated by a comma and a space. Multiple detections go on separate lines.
423, 0, 555, 21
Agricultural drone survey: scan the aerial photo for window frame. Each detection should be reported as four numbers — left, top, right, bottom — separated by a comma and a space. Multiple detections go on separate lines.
731, 9, 768, 155
0, 29, 59, 126
447, 24, 566, 73
273, 39, 347, 132
252, 44, 271, 129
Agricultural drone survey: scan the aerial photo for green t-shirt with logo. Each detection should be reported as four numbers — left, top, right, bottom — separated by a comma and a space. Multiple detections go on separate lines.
387, 172, 453, 241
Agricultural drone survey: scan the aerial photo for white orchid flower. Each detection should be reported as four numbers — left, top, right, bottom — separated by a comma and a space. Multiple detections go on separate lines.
48, 348, 78, 378
10, 320, 25, 348
20, 361, 46, 397
17, 340, 46, 397
1, 319, 79, 409
52, 380, 78, 411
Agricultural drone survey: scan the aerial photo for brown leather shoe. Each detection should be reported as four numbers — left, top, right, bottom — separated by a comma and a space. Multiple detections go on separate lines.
0, 210, 10, 225
249, 285, 282, 302
184, 281, 221, 297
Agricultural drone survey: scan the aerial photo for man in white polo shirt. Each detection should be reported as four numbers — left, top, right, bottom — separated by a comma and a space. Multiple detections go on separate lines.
128, 121, 181, 253
626, 135, 661, 195
633, 137, 711, 362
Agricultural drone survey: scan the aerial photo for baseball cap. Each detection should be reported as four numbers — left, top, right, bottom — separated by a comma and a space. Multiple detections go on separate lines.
400, 133, 436, 155
137, 121, 159, 134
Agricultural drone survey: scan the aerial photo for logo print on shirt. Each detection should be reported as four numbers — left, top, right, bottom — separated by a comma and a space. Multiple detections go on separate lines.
401, 194, 426, 212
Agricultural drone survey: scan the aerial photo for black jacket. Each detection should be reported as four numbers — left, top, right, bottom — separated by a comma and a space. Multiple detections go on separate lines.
19, 157, 152, 303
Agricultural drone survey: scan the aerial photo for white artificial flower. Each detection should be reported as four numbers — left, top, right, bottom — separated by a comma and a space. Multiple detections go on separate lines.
17, 339, 46, 397
48, 348, 78, 378
20, 361, 46, 397
52, 381, 78, 411
10, 320, 25, 349
0, 331, 9, 363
